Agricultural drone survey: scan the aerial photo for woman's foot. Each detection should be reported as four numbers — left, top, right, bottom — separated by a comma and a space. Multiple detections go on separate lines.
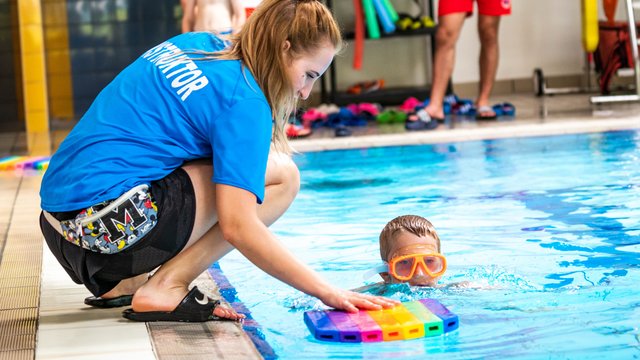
131, 283, 245, 321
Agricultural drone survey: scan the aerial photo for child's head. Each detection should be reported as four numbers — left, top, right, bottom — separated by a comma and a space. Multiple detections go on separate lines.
378, 215, 445, 287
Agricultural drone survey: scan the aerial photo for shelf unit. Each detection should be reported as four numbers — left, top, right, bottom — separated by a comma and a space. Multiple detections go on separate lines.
320, 0, 438, 106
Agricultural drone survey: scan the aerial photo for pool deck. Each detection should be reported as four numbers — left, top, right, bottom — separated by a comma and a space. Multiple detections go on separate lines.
1, 93, 640, 359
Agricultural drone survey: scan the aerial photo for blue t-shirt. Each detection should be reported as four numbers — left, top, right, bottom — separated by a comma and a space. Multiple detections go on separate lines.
41, 32, 273, 212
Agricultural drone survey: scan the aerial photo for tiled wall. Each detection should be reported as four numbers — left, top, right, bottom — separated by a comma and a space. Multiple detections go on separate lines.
0, 0, 23, 131
44, 0, 182, 119
1, 0, 182, 131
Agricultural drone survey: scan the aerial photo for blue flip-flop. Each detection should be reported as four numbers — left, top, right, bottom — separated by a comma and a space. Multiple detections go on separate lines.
405, 108, 439, 131
500, 102, 516, 116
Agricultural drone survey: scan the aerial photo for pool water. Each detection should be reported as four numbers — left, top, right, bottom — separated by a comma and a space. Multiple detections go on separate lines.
218, 130, 640, 359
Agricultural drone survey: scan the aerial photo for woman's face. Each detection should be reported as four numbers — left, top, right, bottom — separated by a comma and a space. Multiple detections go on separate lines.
284, 41, 336, 100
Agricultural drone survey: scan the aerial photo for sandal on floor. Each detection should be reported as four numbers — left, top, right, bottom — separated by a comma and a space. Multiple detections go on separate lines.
499, 102, 516, 116
286, 123, 312, 138
376, 109, 407, 124
85, 295, 133, 308
405, 108, 438, 131
334, 124, 353, 137
122, 287, 221, 322
475, 105, 497, 120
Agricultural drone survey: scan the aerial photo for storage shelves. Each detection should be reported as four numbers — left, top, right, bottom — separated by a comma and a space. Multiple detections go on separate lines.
320, 0, 436, 106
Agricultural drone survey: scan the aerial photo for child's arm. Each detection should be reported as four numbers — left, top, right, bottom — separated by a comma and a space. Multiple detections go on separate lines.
216, 184, 398, 312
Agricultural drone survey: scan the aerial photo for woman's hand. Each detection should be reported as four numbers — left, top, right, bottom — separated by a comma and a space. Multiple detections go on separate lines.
319, 288, 400, 313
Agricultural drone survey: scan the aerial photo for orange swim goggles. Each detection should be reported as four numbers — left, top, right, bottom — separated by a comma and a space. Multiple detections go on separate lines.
364, 250, 447, 281
387, 252, 447, 281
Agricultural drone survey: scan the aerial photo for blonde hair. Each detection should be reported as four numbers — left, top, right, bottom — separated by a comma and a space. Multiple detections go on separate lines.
379, 215, 441, 261
216, 0, 342, 154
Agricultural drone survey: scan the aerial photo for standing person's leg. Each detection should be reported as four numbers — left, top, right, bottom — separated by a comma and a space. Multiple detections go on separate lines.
131, 153, 299, 319
424, 12, 467, 120
475, 0, 510, 119
475, 14, 501, 117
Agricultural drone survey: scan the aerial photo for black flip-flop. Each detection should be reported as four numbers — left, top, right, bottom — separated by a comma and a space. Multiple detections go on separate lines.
85, 295, 133, 308
121, 286, 221, 322
475, 105, 497, 121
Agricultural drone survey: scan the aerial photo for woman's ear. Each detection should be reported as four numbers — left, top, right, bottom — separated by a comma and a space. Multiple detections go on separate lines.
282, 40, 291, 52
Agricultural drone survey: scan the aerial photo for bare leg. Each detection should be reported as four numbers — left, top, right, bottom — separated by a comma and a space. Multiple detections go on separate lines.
476, 14, 501, 114
98, 273, 149, 299
424, 12, 466, 119
131, 153, 300, 319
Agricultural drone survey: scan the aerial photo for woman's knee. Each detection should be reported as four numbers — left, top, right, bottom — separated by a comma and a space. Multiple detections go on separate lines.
266, 152, 300, 197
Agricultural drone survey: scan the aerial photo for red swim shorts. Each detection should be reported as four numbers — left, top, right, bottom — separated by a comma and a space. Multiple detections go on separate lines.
438, 0, 512, 17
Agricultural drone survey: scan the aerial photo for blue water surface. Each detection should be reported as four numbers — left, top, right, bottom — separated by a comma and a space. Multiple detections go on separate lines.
218, 130, 640, 359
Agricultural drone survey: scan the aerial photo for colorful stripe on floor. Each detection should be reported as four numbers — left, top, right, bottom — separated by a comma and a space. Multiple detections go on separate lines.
0, 156, 50, 171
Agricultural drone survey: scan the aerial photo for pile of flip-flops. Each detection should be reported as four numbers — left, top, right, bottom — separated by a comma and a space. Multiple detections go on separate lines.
285, 95, 516, 139
441, 94, 516, 120
287, 103, 383, 138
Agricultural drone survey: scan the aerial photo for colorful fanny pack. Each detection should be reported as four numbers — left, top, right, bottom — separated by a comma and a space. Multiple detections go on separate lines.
44, 184, 158, 254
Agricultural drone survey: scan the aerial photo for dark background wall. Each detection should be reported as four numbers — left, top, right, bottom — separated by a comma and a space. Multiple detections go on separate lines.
0, 0, 183, 132
0, 0, 23, 131
60, 0, 182, 117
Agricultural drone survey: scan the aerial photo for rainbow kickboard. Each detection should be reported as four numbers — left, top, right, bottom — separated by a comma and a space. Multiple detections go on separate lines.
304, 299, 458, 343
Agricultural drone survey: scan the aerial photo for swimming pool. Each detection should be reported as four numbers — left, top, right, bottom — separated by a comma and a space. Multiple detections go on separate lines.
217, 130, 640, 359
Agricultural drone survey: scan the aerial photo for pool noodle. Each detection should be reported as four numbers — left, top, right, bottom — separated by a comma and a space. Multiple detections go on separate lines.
352, 0, 365, 70
381, 0, 399, 22
581, 0, 599, 52
419, 298, 459, 332
371, 0, 396, 34
361, 0, 381, 39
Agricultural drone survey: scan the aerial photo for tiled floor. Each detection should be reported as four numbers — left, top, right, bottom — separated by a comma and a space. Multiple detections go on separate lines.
1, 92, 640, 359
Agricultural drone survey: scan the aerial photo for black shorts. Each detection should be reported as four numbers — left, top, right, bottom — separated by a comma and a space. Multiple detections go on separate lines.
40, 168, 196, 297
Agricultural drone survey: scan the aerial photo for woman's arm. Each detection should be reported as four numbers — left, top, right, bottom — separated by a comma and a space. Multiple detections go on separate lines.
216, 184, 398, 312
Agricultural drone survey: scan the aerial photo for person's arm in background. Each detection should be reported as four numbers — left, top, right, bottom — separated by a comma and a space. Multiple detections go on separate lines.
216, 184, 399, 312
181, 0, 196, 33
230, 0, 246, 34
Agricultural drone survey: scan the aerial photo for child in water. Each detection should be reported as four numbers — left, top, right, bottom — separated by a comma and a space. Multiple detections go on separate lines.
369, 215, 446, 287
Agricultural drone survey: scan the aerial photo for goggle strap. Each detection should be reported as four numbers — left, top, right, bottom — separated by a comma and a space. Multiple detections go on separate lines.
362, 263, 389, 280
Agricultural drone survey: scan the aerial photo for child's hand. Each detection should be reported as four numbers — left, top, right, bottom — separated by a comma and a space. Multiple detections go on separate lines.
320, 288, 400, 313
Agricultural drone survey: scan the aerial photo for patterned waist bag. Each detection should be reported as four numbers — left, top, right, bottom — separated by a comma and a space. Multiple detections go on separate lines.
44, 184, 158, 254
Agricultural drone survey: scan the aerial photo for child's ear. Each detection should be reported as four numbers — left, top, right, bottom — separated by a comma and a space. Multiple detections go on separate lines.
380, 272, 391, 283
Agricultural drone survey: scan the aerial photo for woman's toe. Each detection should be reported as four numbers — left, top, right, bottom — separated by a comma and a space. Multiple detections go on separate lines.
213, 305, 245, 320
